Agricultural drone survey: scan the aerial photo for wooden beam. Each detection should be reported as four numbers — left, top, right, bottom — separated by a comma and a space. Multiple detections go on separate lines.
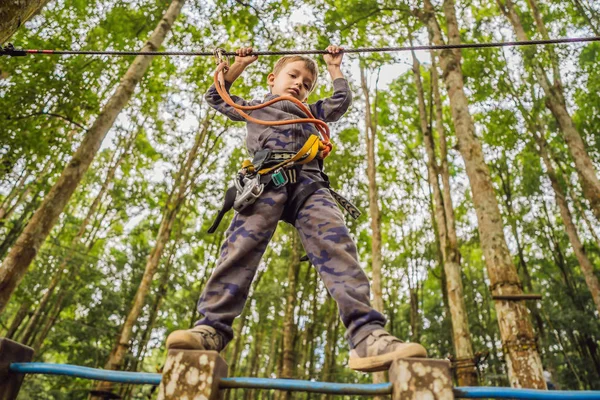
157, 350, 228, 400
0, 338, 34, 400
388, 358, 454, 400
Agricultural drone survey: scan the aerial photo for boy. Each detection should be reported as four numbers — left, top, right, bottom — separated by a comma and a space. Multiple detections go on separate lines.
166, 46, 427, 372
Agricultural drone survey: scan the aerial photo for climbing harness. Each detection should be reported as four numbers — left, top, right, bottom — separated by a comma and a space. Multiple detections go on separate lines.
207, 59, 359, 233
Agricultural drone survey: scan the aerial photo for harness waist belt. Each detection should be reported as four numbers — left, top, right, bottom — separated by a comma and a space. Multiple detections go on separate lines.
207, 150, 361, 234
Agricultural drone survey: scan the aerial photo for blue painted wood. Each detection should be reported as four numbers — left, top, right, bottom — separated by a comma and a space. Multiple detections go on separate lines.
10, 362, 600, 399
218, 377, 393, 395
454, 387, 600, 400
10, 363, 161, 385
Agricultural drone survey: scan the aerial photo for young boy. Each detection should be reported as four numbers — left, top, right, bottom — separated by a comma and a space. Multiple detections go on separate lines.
166, 46, 427, 373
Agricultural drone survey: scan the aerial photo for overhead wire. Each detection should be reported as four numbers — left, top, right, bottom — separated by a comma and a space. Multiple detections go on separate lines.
1, 36, 599, 58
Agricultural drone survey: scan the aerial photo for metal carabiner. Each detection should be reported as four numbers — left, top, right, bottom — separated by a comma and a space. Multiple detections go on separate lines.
213, 47, 232, 71
233, 175, 264, 212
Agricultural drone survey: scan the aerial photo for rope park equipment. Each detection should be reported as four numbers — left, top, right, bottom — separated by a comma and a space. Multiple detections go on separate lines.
3, 338, 600, 400
3, 36, 600, 400
1, 36, 600, 57
5, 358, 600, 399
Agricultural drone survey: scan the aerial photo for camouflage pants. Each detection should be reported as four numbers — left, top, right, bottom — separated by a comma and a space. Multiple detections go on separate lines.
197, 172, 386, 349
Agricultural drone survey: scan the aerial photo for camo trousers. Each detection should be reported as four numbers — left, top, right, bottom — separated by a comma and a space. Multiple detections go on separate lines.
196, 173, 386, 349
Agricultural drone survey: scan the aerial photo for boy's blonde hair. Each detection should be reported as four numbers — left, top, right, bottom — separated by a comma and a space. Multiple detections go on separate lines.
273, 55, 319, 92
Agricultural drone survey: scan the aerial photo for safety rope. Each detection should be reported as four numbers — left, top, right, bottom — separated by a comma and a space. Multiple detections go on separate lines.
2, 36, 599, 57
212, 61, 333, 167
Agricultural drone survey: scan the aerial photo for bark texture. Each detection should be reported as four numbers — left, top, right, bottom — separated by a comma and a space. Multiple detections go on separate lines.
0, 0, 186, 314
503, 72, 600, 316
93, 112, 207, 397
411, 51, 477, 386
275, 233, 300, 400
418, 0, 546, 388
533, 128, 600, 314
497, 0, 600, 222
360, 65, 386, 389
20, 132, 137, 346
0, 0, 51, 44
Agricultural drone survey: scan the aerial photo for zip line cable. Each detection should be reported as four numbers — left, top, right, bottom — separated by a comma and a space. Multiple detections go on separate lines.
1, 36, 599, 58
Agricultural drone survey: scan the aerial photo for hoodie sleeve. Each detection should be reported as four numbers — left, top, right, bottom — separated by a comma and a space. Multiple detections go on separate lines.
308, 78, 353, 123
204, 82, 249, 122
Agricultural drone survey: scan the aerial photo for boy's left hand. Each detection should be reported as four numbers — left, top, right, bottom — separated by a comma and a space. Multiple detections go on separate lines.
324, 45, 344, 68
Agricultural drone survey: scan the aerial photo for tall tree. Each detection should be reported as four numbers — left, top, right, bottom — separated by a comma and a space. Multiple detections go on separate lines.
360, 63, 386, 388
19, 130, 138, 346
275, 232, 300, 400
498, 52, 600, 315
411, 49, 477, 386
496, 0, 600, 222
0, 0, 185, 314
93, 114, 213, 397
416, 0, 545, 388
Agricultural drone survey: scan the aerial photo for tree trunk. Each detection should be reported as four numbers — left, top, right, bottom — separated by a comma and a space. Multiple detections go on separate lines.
265, 329, 280, 380
244, 327, 265, 400
540, 200, 578, 299
320, 299, 336, 385
224, 310, 248, 400
533, 131, 600, 314
492, 154, 546, 340
31, 286, 67, 354
0, 0, 51, 44
503, 71, 600, 315
281, 234, 300, 379
497, 0, 600, 222
0, 169, 31, 223
0, 159, 53, 227
132, 239, 175, 371
0, 192, 41, 261
19, 131, 137, 345
320, 298, 340, 400
92, 112, 209, 398
275, 234, 300, 400
411, 51, 477, 386
0, 0, 185, 314
571, 0, 600, 35
409, 287, 420, 341
418, 0, 546, 388
572, 194, 600, 250
3, 301, 30, 338
359, 64, 386, 389
299, 266, 315, 380
306, 269, 318, 382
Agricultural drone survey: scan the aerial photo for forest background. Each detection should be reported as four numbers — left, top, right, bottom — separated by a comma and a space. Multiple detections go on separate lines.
1, 0, 599, 398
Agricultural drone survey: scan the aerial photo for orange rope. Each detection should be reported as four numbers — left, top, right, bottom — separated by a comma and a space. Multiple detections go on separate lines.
213, 63, 332, 158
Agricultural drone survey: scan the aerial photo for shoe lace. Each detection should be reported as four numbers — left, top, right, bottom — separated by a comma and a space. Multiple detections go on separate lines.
195, 330, 221, 348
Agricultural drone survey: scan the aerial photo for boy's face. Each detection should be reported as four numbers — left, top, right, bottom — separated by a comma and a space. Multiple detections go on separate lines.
267, 60, 315, 102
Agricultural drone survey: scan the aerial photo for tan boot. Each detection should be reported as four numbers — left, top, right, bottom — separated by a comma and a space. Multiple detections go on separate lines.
348, 329, 427, 372
166, 325, 224, 351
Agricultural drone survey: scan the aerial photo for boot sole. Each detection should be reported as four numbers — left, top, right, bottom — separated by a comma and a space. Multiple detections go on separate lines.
348, 344, 427, 372
166, 331, 209, 351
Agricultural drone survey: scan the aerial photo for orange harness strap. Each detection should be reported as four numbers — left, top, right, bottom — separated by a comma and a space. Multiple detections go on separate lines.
213, 63, 333, 158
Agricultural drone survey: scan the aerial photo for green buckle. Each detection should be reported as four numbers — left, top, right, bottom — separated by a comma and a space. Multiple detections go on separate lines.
271, 168, 288, 187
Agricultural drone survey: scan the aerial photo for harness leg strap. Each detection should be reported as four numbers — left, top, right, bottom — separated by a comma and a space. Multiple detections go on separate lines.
282, 181, 330, 224
208, 186, 238, 233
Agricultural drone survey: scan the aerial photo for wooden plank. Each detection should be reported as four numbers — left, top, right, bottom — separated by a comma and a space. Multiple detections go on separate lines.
0, 337, 35, 400
157, 350, 228, 400
388, 358, 454, 400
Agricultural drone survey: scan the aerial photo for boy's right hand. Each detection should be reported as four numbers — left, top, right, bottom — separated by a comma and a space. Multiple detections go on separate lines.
235, 47, 258, 66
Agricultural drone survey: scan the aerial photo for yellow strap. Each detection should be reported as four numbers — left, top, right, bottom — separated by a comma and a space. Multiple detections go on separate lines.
258, 135, 321, 175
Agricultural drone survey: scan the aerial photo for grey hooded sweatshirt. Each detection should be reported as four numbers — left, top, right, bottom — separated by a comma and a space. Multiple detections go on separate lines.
204, 78, 352, 173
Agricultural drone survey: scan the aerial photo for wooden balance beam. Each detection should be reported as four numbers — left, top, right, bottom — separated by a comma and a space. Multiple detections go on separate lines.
157, 349, 454, 400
